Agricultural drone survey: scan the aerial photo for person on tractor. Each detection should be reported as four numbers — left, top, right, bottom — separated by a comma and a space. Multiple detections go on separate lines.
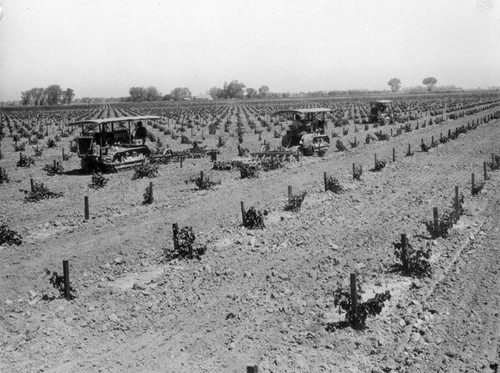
135, 121, 148, 144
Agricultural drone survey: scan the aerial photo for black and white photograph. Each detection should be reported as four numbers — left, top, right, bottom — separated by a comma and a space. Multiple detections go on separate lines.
0, 0, 499, 372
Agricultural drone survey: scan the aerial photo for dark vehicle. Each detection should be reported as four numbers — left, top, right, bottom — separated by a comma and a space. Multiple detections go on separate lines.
369, 100, 392, 125
68, 115, 161, 172
274, 108, 331, 156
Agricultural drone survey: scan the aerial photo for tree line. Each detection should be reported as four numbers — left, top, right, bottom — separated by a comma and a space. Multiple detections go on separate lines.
126, 86, 192, 102
125, 81, 273, 102
387, 77, 439, 92
21, 85, 75, 106
208, 81, 270, 99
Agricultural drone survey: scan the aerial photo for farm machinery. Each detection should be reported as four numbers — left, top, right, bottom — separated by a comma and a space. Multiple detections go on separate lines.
274, 108, 331, 156
69, 116, 161, 172
69, 116, 219, 172
369, 100, 392, 125
154, 141, 219, 164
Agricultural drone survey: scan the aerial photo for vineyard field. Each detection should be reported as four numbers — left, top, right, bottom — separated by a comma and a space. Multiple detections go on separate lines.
1, 92, 500, 372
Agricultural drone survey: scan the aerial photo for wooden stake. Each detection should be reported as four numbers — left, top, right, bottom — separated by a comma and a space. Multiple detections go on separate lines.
241, 201, 246, 227
200, 171, 204, 185
324, 172, 327, 192
401, 234, 408, 271
63, 260, 71, 300
30, 177, 34, 192
172, 223, 179, 251
352, 163, 356, 179
149, 181, 154, 203
62, 148, 65, 160
433, 207, 439, 237
392, 148, 395, 162
180, 156, 183, 168
484, 161, 488, 181
471, 173, 475, 195
454, 186, 460, 218
84, 196, 89, 220
288, 185, 292, 201
350, 273, 358, 328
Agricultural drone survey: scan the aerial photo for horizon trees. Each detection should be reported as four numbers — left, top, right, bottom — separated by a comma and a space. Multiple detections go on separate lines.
387, 78, 401, 92
128, 86, 162, 102
170, 87, 192, 101
422, 77, 438, 91
208, 81, 271, 99
21, 85, 75, 106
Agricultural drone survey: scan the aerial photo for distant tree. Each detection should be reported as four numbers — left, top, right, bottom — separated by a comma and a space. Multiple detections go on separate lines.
32, 88, 46, 105
226, 80, 246, 99
246, 87, 257, 99
45, 85, 63, 105
171, 87, 192, 100
21, 90, 32, 105
63, 88, 75, 104
145, 86, 162, 101
129, 87, 147, 102
422, 77, 438, 91
209, 86, 223, 99
163, 94, 174, 101
387, 78, 401, 92
258, 85, 270, 98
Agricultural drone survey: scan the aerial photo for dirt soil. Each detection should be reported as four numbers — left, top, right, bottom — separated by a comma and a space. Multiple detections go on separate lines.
1, 107, 499, 372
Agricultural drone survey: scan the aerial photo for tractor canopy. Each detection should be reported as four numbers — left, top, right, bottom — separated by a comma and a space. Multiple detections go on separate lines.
68, 115, 161, 147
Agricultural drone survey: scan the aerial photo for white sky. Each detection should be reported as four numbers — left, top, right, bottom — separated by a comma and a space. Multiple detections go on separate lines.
0, 0, 499, 101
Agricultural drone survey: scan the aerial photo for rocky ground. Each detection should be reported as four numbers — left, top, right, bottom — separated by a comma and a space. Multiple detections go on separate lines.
0, 106, 499, 372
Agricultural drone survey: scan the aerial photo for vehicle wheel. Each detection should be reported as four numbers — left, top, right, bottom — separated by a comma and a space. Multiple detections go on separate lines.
296, 147, 304, 159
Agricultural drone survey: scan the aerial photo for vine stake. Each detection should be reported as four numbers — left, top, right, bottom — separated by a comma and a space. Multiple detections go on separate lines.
350, 273, 359, 328
433, 207, 439, 237
63, 260, 71, 301
401, 234, 408, 271
240, 201, 246, 226
84, 196, 89, 221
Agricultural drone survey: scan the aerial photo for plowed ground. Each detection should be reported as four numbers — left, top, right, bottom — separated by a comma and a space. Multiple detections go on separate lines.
1, 107, 499, 372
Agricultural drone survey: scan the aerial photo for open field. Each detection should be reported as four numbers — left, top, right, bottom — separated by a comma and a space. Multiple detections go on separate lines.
1, 92, 500, 372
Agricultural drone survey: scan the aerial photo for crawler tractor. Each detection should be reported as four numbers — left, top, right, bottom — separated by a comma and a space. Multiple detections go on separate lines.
369, 100, 392, 125
274, 108, 331, 156
69, 116, 161, 172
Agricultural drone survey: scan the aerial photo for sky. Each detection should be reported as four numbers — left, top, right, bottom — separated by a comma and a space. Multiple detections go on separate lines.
0, 0, 499, 101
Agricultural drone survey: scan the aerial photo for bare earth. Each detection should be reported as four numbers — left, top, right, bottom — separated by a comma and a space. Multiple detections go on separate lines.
1, 106, 499, 372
